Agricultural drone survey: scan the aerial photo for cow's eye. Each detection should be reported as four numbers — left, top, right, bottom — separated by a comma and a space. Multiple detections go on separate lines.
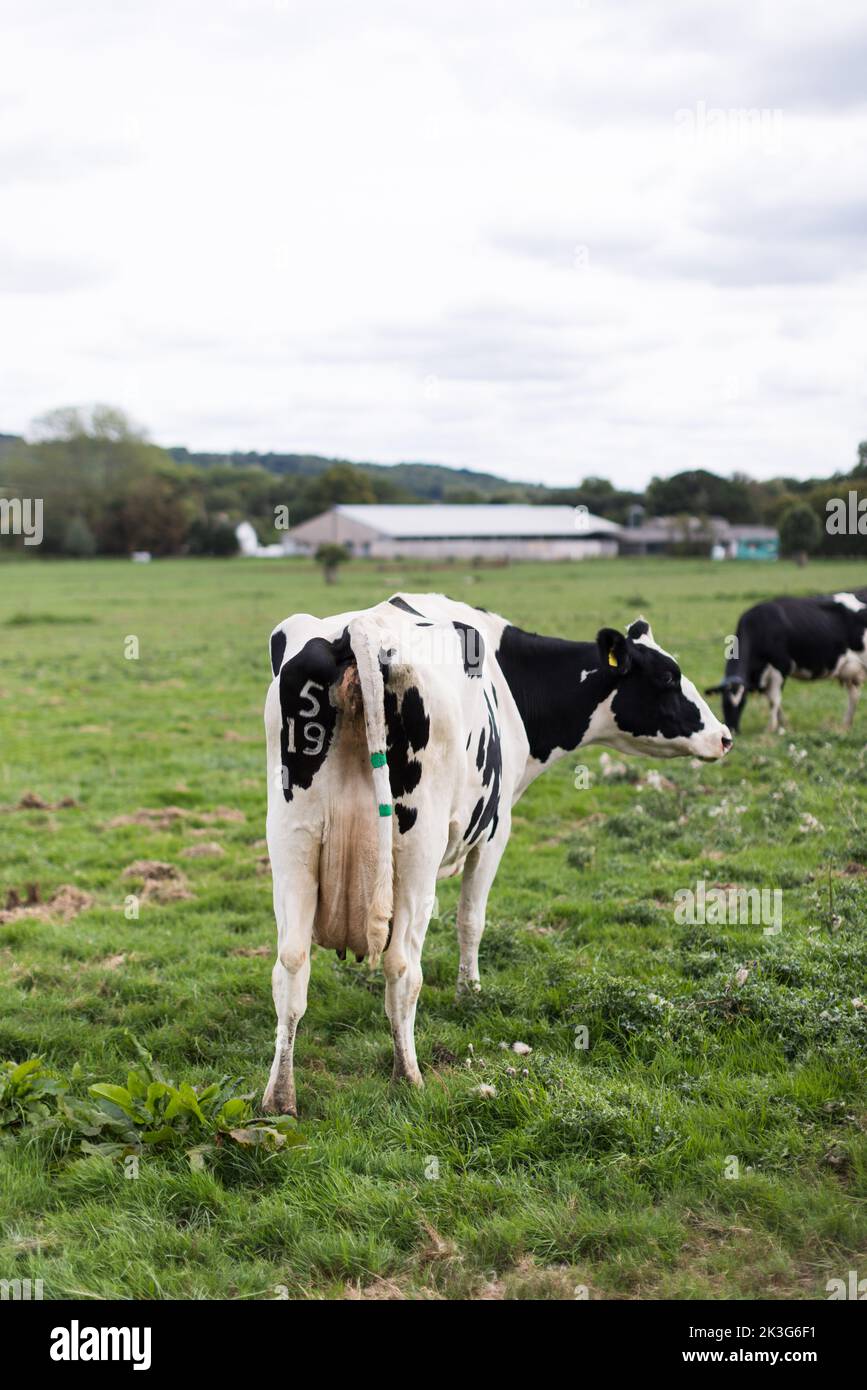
660, 671, 678, 689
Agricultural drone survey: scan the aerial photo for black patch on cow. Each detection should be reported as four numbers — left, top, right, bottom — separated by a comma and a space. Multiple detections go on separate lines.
270, 629, 287, 677
605, 636, 703, 741
476, 728, 486, 770
383, 677, 430, 800
627, 619, 649, 640
415, 622, 433, 627
610, 672, 702, 740
464, 690, 502, 844
452, 621, 485, 678
389, 596, 425, 617
278, 628, 353, 802
496, 624, 601, 762
465, 731, 472, 749
395, 803, 418, 834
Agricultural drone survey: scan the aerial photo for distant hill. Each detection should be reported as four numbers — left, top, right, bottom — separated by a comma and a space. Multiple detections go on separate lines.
167, 447, 549, 502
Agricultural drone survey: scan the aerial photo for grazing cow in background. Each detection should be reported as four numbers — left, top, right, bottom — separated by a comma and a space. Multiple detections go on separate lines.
262, 593, 732, 1114
706, 589, 867, 735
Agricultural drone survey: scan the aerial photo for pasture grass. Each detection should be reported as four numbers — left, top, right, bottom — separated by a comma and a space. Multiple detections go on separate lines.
0, 554, 866, 1299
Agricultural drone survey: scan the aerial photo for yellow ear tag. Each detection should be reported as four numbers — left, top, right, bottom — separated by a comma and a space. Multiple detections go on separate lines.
608, 651, 618, 668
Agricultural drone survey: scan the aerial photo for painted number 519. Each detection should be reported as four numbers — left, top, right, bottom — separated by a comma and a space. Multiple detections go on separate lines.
286, 680, 326, 756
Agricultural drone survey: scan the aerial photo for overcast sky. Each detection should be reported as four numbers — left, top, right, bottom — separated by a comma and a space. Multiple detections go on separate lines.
2, 1, 866, 487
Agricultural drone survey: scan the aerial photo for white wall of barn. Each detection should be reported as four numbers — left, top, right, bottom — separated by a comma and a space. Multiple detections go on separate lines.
363, 537, 619, 560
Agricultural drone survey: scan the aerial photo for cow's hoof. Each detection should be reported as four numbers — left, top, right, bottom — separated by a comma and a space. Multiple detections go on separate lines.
455, 978, 481, 998
391, 1068, 424, 1089
261, 1086, 297, 1117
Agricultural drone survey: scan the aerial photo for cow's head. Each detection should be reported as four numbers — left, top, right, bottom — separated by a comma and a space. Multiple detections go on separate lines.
704, 674, 747, 735
595, 619, 732, 761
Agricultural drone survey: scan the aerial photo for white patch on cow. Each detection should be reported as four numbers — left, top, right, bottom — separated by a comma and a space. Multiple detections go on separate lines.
832, 643, 867, 681
833, 591, 866, 613
580, 667, 597, 682
630, 623, 659, 651
729, 684, 745, 706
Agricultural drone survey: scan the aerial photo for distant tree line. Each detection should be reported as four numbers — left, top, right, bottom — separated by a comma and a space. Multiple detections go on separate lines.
1, 404, 865, 557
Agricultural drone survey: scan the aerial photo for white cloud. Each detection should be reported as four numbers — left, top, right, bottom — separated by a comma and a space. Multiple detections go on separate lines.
0, 0, 865, 485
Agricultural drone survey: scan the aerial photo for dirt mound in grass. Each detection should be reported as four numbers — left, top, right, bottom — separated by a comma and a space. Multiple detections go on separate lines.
344, 1278, 444, 1301
181, 841, 224, 859
4, 884, 41, 911
121, 860, 192, 903
108, 805, 245, 830
109, 806, 189, 829
8, 791, 78, 812
49, 886, 93, 919
0, 883, 93, 925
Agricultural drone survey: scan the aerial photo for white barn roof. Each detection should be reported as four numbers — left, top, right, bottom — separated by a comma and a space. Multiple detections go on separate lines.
332, 504, 622, 539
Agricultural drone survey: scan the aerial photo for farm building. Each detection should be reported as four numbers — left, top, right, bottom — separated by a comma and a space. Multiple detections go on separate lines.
619, 515, 778, 560
288, 504, 623, 561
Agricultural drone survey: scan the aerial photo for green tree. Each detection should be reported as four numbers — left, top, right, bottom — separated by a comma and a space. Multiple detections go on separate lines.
210, 520, 240, 557
779, 503, 821, 566
6, 404, 188, 554
315, 542, 350, 584
303, 465, 377, 513
645, 470, 758, 523
186, 516, 240, 556
61, 515, 97, 557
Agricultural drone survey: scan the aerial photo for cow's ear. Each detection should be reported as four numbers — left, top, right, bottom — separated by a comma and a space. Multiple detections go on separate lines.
627, 618, 651, 642
597, 628, 632, 675
706, 677, 744, 696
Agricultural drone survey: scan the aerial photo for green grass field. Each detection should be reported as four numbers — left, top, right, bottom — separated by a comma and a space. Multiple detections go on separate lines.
1, 555, 866, 1300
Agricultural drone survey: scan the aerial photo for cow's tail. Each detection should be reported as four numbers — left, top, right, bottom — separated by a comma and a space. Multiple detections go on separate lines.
348, 614, 393, 967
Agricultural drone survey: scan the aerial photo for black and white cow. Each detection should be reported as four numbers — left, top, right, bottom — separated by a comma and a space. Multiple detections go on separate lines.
706, 589, 867, 735
262, 593, 732, 1113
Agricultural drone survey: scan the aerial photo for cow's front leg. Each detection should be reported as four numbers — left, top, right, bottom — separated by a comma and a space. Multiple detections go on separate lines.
262, 853, 317, 1116
456, 821, 509, 995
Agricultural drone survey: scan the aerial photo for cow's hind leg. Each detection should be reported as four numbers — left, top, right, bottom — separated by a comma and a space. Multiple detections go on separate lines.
262, 850, 318, 1115
383, 876, 439, 1087
844, 681, 862, 731
761, 666, 785, 733
456, 821, 509, 995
